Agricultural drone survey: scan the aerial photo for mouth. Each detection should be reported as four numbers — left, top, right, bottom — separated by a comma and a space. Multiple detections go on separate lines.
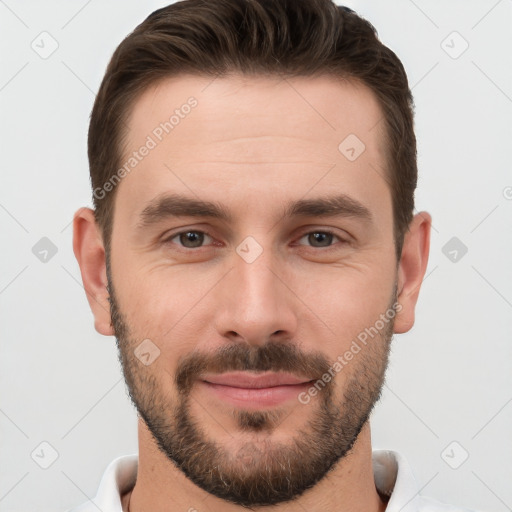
199, 371, 315, 408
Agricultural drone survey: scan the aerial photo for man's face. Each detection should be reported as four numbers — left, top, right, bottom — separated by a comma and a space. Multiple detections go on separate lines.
107, 74, 399, 506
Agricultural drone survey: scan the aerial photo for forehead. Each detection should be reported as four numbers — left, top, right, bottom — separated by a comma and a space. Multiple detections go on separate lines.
123, 72, 386, 156
115, 73, 390, 227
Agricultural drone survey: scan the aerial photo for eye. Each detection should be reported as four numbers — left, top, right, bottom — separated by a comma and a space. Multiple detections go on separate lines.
166, 230, 214, 249
296, 230, 346, 248
162, 229, 348, 251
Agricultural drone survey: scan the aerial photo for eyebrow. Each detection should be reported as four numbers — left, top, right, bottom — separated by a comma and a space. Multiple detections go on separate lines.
137, 192, 373, 229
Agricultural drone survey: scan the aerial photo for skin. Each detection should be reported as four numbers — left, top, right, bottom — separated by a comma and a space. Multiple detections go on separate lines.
73, 73, 431, 512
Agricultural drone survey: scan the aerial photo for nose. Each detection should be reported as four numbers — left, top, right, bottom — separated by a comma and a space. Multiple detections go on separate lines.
213, 240, 298, 346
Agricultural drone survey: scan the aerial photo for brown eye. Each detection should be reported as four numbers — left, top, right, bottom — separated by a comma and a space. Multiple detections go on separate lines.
167, 230, 213, 248
309, 232, 333, 247
297, 231, 343, 248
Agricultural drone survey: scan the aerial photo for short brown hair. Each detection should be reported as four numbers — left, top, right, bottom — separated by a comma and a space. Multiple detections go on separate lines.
88, 0, 417, 261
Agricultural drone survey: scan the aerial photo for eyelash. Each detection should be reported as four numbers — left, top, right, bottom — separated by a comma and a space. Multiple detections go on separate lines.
162, 229, 349, 251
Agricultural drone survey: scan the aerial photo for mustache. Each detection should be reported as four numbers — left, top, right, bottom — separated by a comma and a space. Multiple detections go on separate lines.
175, 340, 332, 394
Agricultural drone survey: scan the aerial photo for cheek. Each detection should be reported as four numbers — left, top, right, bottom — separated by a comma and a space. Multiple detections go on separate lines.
114, 265, 218, 359
297, 264, 395, 353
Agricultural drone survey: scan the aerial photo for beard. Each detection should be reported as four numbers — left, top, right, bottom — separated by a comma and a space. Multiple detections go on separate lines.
107, 261, 396, 508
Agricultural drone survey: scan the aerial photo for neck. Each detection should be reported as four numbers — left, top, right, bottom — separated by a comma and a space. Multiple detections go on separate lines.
123, 419, 388, 512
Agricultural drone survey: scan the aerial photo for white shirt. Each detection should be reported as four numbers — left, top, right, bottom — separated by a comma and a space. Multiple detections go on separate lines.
66, 450, 477, 512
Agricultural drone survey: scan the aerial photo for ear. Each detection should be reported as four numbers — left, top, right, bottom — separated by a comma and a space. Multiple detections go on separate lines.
393, 211, 432, 334
72, 207, 114, 336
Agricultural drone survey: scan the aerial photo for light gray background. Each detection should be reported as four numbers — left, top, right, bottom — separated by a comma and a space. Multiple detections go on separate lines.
1, 1, 511, 511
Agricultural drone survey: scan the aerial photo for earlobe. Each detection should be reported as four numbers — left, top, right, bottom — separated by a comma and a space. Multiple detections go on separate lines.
72, 207, 114, 336
393, 211, 432, 334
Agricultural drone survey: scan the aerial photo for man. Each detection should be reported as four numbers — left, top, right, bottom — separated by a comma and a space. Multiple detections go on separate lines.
70, 1, 476, 511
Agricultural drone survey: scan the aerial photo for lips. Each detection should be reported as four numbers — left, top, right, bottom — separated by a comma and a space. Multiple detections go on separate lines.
201, 371, 313, 389
199, 371, 315, 409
